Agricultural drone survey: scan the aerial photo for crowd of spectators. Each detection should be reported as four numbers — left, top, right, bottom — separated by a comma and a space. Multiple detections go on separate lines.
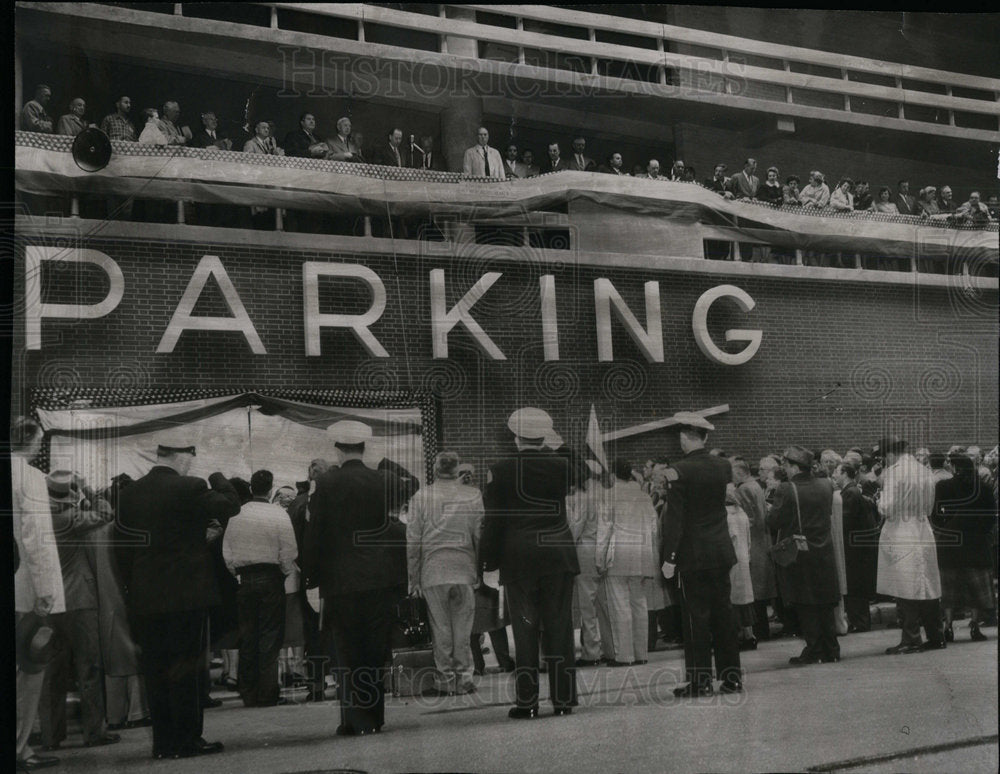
12, 404, 999, 767
18, 84, 999, 227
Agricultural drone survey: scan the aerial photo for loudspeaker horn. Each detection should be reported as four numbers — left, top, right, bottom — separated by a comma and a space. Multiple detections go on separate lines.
72, 127, 112, 172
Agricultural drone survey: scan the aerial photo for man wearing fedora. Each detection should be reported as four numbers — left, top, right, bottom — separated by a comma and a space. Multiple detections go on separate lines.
660, 412, 743, 697
303, 420, 403, 736
38, 471, 120, 751
481, 407, 580, 719
876, 437, 946, 654
116, 441, 241, 759
12, 417, 64, 771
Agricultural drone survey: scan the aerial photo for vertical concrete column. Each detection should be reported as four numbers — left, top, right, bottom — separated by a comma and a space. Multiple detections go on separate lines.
440, 6, 482, 175
14, 40, 23, 120
441, 96, 482, 176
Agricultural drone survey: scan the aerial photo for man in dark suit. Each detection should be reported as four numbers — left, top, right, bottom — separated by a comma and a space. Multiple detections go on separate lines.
373, 128, 405, 167
895, 180, 916, 216
302, 421, 402, 736
568, 136, 597, 172
283, 112, 327, 159
190, 112, 232, 151
116, 443, 240, 760
411, 134, 445, 171
661, 412, 742, 697
544, 142, 568, 174
597, 152, 627, 175
481, 408, 579, 719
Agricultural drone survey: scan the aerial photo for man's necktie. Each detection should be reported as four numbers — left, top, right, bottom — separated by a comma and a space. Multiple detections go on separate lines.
483, 147, 490, 177
393, 146, 400, 166
576, 154, 584, 169
425, 154, 431, 169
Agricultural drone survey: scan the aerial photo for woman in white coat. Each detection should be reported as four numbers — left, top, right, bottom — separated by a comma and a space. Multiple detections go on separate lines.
876, 438, 945, 654
596, 459, 659, 666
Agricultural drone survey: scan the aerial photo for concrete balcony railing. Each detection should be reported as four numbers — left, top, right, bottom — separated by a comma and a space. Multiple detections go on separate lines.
14, 131, 999, 285
21, 2, 1000, 144
261, 2, 997, 141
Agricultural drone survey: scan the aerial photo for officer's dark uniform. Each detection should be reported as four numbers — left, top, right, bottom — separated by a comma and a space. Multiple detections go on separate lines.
303, 459, 403, 735
481, 447, 580, 713
662, 448, 742, 692
116, 459, 240, 758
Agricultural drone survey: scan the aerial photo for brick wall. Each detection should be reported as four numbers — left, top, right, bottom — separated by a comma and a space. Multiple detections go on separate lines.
13, 236, 998, 469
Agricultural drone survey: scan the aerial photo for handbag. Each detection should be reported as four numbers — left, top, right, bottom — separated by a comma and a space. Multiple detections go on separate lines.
769, 483, 809, 567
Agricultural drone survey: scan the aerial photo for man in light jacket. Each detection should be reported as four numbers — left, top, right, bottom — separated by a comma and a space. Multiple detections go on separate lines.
13, 416, 65, 771
597, 459, 658, 666
407, 451, 484, 695
462, 127, 506, 179
876, 437, 945, 654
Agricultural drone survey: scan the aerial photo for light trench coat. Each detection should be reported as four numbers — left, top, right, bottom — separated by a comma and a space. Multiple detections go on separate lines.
876, 454, 941, 600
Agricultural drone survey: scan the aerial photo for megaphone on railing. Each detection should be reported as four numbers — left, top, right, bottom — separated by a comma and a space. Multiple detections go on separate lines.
71, 127, 112, 172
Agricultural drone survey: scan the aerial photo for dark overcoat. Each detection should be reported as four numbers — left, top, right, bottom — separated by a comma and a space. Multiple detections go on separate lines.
932, 473, 997, 570
661, 448, 736, 572
303, 459, 402, 598
840, 481, 878, 597
766, 473, 840, 606
116, 467, 240, 615
480, 448, 580, 584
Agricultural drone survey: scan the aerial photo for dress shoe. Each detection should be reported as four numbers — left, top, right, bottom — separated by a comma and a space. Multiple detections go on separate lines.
719, 680, 743, 694
39, 744, 60, 752
172, 738, 224, 758
605, 659, 634, 667
970, 625, 987, 642
885, 644, 922, 655
201, 696, 223, 709
125, 717, 152, 729
920, 640, 947, 651
455, 682, 477, 695
788, 655, 820, 665
739, 638, 758, 651
553, 707, 573, 716
508, 706, 539, 719
85, 733, 121, 747
944, 625, 955, 642
633, 660, 648, 665
575, 658, 601, 667
16, 754, 60, 771
673, 683, 713, 698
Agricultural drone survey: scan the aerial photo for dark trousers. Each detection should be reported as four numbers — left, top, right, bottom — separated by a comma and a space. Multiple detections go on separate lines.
470, 628, 513, 673
795, 603, 840, 661
301, 591, 329, 700
773, 594, 800, 635
845, 595, 872, 632
506, 572, 577, 710
897, 598, 944, 646
325, 587, 395, 733
134, 609, 207, 756
678, 567, 741, 688
752, 600, 771, 640
39, 609, 107, 745
236, 567, 286, 706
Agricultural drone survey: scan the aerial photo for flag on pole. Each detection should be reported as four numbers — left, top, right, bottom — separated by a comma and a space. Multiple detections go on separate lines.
586, 404, 608, 469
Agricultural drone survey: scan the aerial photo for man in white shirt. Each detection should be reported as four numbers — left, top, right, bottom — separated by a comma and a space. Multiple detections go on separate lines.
462, 127, 505, 179
568, 136, 596, 172
223, 469, 297, 707
876, 437, 945, 654
13, 416, 65, 771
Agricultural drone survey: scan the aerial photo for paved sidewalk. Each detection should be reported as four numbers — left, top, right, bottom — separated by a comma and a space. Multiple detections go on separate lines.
45, 625, 997, 774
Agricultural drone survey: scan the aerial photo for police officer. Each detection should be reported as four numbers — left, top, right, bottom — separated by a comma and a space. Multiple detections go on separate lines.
116, 441, 240, 759
660, 412, 742, 696
481, 408, 579, 718
302, 420, 401, 736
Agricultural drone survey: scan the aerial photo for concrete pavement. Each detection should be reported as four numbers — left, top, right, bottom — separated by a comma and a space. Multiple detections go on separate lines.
43, 624, 997, 773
